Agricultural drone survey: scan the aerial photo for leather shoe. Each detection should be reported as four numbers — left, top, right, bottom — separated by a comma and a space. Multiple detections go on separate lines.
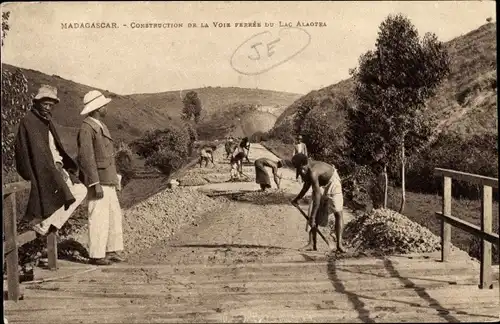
89, 258, 112, 266
106, 252, 126, 263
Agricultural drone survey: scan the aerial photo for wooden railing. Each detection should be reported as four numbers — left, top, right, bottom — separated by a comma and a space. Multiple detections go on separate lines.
434, 168, 499, 290
3, 181, 58, 302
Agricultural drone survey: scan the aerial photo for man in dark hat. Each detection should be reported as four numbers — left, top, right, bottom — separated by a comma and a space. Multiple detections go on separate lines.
15, 85, 88, 236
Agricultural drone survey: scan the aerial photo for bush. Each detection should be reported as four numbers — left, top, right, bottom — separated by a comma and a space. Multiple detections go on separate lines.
268, 122, 295, 144
133, 124, 195, 177
114, 142, 135, 187
393, 132, 498, 200
1, 68, 32, 173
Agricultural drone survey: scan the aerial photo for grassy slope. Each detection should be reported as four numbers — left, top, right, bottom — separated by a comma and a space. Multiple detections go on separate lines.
273, 23, 498, 140
262, 140, 499, 262
2, 63, 301, 156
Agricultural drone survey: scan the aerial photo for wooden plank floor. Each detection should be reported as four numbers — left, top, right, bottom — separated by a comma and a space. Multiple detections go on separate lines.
4, 250, 499, 323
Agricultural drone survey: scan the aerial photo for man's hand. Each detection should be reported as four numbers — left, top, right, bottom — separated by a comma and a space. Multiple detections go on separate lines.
55, 162, 69, 182
68, 172, 81, 185
94, 184, 104, 199
116, 174, 122, 192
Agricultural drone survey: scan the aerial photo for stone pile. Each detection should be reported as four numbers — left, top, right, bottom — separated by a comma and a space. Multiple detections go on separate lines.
68, 187, 223, 258
343, 208, 442, 255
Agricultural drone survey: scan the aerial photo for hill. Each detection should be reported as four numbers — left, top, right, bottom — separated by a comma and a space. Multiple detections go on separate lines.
272, 22, 497, 141
1, 63, 301, 155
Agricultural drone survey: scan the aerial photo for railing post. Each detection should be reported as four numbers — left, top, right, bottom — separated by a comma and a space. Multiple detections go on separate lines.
479, 185, 492, 289
441, 176, 452, 262
5, 192, 20, 301
47, 230, 58, 270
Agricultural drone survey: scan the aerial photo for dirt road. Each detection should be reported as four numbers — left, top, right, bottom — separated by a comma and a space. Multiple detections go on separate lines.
128, 143, 354, 265
7, 144, 498, 323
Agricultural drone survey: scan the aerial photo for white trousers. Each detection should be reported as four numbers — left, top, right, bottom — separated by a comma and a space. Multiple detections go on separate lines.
40, 176, 88, 231
87, 185, 124, 259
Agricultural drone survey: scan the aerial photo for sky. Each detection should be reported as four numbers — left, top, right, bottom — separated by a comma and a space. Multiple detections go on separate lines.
1, 1, 496, 95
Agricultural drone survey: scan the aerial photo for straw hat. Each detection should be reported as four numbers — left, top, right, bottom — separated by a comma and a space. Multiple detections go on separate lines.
80, 90, 111, 115
33, 85, 60, 103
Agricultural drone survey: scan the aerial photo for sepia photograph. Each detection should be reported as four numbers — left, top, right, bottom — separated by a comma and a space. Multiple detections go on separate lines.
1, 1, 498, 323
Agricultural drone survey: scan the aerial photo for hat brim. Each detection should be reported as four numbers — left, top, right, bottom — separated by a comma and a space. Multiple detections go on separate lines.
34, 96, 60, 103
80, 97, 112, 115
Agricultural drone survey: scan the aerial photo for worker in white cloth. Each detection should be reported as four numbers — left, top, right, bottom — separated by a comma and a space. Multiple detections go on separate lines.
293, 135, 308, 183
254, 158, 283, 191
291, 153, 346, 253
199, 146, 215, 167
77, 90, 125, 266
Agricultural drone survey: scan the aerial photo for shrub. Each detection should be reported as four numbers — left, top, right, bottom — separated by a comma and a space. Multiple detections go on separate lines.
1, 68, 32, 173
268, 122, 295, 144
114, 142, 135, 187
133, 124, 195, 177
395, 132, 498, 200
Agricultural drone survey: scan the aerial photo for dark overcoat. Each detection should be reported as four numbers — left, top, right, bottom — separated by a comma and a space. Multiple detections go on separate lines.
15, 110, 78, 222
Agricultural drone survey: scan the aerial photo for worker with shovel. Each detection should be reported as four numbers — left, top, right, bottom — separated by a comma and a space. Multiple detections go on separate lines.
290, 153, 346, 253
254, 158, 284, 191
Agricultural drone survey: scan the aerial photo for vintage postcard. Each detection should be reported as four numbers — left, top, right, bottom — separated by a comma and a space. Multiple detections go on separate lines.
2, 1, 498, 323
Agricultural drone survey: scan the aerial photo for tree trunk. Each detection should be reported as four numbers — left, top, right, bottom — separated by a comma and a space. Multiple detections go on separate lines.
399, 138, 406, 213
383, 164, 388, 208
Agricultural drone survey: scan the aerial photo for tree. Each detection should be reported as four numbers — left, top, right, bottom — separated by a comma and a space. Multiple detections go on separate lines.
347, 14, 450, 212
2, 11, 9, 47
181, 91, 202, 123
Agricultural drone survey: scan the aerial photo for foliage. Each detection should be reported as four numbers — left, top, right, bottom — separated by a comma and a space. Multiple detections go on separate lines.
1, 68, 32, 173
267, 121, 295, 144
114, 141, 136, 187
133, 125, 195, 176
181, 90, 203, 123
2, 11, 9, 46
401, 132, 498, 200
347, 13, 450, 170
300, 97, 352, 174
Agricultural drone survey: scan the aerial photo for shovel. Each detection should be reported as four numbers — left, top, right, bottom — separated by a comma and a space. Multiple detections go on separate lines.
291, 203, 329, 246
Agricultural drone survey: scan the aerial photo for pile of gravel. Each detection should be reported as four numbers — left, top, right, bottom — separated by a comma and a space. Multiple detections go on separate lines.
343, 208, 442, 255
69, 187, 223, 258
122, 187, 222, 256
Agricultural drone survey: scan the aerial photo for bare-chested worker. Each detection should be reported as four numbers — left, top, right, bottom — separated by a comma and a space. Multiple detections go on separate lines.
199, 146, 215, 167
290, 153, 346, 253
293, 135, 308, 182
225, 136, 236, 159
230, 151, 246, 180
254, 158, 283, 191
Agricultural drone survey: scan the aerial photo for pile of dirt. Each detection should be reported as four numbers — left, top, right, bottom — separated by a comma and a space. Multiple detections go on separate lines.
343, 208, 442, 255
225, 189, 293, 205
69, 187, 223, 258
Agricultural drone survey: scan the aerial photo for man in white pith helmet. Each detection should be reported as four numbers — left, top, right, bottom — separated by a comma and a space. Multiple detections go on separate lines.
77, 90, 125, 266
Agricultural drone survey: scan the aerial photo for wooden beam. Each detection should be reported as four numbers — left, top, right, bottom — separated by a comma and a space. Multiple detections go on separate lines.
434, 168, 498, 188
441, 176, 452, 262
4, 193, 20, 301
480, 186, 493, 289
47, 231, 58, 270
3, 230, 37, 255
435, 212, 500, 246
2, 181, 31, 196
